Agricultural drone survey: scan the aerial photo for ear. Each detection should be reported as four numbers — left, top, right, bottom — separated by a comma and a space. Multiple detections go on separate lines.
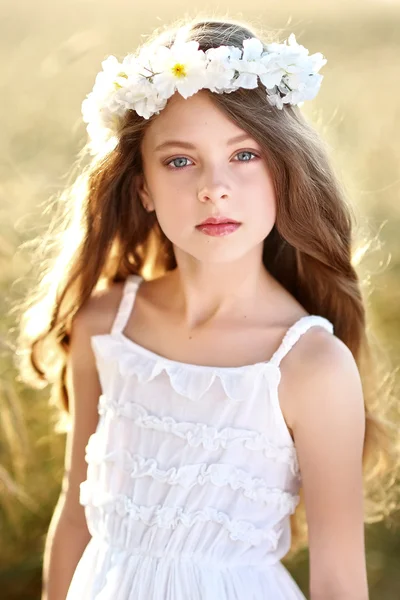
135, 174, 154, 212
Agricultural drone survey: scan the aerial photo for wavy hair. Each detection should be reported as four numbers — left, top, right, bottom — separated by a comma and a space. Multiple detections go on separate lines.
12, 16, 400, 557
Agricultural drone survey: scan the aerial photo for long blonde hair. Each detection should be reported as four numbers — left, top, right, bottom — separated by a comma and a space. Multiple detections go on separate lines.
12, 16, 400, 557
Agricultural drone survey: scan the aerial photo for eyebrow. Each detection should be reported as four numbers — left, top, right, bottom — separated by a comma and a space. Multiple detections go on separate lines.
154, 133, 255, 152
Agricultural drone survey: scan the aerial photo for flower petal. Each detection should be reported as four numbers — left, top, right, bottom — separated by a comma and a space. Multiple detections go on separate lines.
233, 72, 259, 89
242, 37, 264, 62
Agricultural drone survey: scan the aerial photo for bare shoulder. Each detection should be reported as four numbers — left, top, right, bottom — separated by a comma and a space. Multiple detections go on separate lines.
287, 324, 356, 375
72, 278, 126, 338
280, 325, 363, 432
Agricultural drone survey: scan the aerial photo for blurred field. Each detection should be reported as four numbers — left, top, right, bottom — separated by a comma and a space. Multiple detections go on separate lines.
1, 0, 400, 598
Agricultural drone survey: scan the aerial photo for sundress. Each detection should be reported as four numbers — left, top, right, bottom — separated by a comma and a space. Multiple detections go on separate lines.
65, 273, 334, 599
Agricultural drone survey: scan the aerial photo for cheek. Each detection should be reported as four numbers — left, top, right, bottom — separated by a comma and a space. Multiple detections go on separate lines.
149, 174, 195, 237
158, 180, 193, 212
153, 170, 196, 210
246, 170, 276, 211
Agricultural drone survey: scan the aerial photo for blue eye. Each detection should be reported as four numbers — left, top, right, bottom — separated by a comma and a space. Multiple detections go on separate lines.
235, 151, 257, 162
166, 157, 193, 169
165, 150, 258, 170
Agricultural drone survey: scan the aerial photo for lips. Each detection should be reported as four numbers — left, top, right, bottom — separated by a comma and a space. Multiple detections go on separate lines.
195, 220, 241, 237
196, 216, 240, 226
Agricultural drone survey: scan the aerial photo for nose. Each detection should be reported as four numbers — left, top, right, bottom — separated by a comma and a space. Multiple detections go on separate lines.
197, 168, 231, 203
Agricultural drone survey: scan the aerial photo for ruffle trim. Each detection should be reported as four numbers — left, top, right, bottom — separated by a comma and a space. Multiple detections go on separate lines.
98, 394, 299, 475
85, 434, 299, 511
91, 334, 281, 402
79, 483, 283, 548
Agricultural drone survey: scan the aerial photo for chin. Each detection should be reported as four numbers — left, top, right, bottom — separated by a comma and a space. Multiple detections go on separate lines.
174, 243, 258, 265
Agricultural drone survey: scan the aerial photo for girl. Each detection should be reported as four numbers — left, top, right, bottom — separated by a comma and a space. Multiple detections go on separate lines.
15, 15, 399, 600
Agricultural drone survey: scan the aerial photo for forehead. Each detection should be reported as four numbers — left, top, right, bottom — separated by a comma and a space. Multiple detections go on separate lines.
142, 90, 250, 148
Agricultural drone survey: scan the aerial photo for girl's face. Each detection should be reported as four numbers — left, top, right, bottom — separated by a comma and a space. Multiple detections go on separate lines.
137, 90, 276, 265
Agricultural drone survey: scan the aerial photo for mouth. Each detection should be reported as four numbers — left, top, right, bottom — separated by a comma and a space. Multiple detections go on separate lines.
196, 216, 241, 226
195, 219, 241, 237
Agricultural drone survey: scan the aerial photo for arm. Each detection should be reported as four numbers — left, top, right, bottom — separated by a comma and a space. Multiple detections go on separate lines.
282, 329, 369, 600
41, 306, 102, 600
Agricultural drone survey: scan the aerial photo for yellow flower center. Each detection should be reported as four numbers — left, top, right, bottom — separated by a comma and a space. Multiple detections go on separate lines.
113, 71, 128, 90
171, 63, 187, 78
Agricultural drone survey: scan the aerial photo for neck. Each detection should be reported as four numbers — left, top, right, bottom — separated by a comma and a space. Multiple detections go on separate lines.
165, 250, 277, 331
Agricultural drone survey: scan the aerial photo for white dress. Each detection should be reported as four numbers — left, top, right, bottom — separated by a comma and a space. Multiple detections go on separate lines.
66, 274, 334, 600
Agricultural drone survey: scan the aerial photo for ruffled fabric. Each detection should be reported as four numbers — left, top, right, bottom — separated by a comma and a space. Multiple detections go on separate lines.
80, 482, 282, 548
67, 275, 333, 599
85, 433, 300, 510
91, 333, 281, 402
98, 394, 299, 475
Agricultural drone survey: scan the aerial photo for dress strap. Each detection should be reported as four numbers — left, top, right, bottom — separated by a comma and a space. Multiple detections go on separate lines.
111, 274, 143, 334
269, 315, 334, 368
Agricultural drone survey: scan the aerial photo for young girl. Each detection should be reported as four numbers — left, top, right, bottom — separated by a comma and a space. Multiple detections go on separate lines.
15, 15, 399, 600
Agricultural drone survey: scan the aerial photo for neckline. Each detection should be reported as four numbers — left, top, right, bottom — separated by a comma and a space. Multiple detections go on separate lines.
93, 273, 332, 373
118, 274, 279, 372
113, 329, 280, 373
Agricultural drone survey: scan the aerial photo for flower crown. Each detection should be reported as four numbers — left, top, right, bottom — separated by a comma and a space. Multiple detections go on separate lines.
82, 33, 327, 154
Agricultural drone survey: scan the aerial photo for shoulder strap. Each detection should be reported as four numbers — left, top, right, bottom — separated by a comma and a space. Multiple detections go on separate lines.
111, 274, 143, 334
269, 315, 334, 368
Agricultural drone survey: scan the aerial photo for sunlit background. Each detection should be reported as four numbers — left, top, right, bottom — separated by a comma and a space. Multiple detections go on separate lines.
1, 0, 399, 598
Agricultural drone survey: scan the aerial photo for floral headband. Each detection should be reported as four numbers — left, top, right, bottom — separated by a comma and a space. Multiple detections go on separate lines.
82, 33, 327, 154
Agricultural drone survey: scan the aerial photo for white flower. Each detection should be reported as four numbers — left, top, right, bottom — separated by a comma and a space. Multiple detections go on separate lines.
258, 53, 288, 90
81, 55, 130, 146
265, 33, 309, 59
261, 34, 326, 108
266, 90, 284, 110
81, 33, 327, 154
204, 45, 241, 92
113, 74, 163, 119
230, 37, 268, 89
150, 40, 207, 99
